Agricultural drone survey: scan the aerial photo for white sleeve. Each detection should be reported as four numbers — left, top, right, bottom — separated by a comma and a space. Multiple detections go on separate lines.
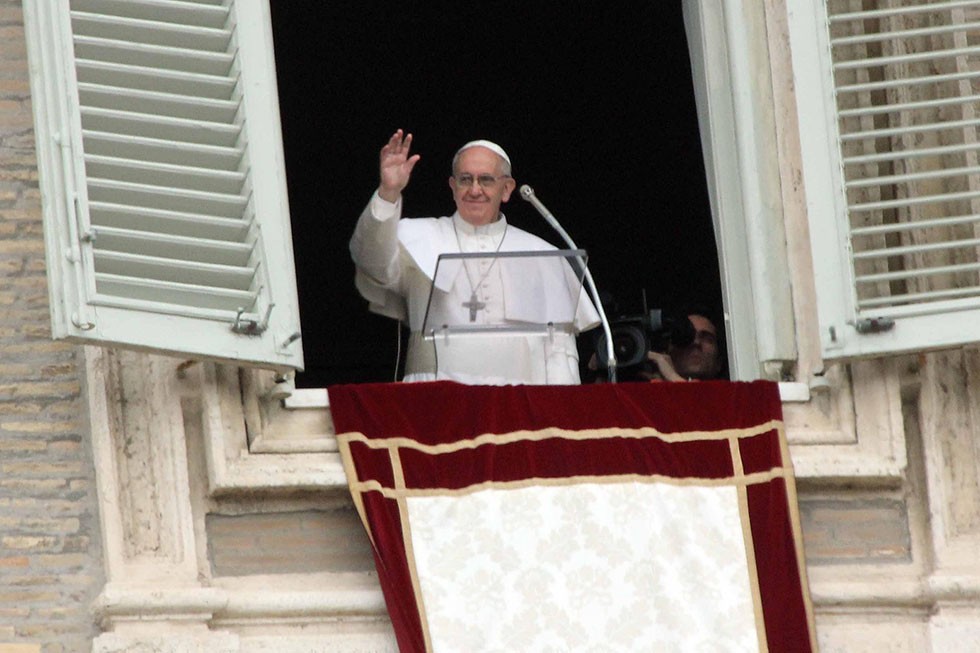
348, 192, 410, 321
349, 191, 402, 286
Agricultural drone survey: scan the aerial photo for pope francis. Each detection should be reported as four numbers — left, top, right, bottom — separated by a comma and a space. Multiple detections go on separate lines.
350, 130, 599, 385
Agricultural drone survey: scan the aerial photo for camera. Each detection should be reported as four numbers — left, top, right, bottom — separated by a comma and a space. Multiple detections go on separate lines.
593, 308, 695, 375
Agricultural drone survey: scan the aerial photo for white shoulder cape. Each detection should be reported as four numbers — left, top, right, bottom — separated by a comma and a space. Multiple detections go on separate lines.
355, 215, 600, 332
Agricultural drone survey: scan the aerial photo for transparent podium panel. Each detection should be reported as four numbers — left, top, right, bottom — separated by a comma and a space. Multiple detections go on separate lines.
422, 249, 588, 341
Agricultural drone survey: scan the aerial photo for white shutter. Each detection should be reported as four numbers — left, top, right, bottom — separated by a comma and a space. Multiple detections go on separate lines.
790, 0, 980, 359
24, 0, 303, 371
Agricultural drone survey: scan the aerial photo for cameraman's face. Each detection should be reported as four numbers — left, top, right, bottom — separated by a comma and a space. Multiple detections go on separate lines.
670, 314, 721, 380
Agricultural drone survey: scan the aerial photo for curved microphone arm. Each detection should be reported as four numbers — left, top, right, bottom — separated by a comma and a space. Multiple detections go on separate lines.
519, 184, 617, 382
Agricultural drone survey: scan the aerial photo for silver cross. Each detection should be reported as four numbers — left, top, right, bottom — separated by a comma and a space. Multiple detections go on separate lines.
462, 293, 486, 322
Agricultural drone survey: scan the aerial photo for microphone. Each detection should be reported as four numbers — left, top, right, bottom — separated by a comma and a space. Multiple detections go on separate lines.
520, 185, 570, 245
520, 184, 618, 382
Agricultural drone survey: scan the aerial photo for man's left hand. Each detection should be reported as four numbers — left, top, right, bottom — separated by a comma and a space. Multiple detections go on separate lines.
647, 351, 686, 382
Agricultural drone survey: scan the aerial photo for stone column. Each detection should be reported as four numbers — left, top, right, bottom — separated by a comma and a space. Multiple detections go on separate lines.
84, 348, 237, 652
918, 349, 980, 646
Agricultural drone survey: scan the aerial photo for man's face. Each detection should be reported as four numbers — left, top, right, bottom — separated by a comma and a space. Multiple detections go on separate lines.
449, 146, 515, 226
669, 314, 722, 380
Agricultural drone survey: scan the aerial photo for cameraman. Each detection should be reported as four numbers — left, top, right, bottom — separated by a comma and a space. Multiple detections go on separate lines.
586, 303, 725, 383
644, 308, 724, 382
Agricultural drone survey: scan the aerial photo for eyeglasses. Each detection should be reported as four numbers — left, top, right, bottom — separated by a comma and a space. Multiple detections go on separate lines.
454, 173, 511, 189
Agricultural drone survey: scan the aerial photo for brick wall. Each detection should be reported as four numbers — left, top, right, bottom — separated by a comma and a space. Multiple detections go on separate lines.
799, 496, 912, 565
0, 2, 105, 651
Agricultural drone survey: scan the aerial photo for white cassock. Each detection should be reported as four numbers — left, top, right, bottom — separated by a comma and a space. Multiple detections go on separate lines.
350, 192, 601, 385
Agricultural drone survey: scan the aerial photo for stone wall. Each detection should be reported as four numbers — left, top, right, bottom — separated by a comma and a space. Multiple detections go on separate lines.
207, 508, 374, 577
800, 495, 912, 565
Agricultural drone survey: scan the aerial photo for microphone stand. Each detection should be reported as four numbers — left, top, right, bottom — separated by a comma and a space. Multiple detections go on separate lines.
520, 185, 617, 382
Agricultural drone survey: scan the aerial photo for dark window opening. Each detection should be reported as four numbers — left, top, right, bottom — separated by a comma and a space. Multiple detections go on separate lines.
270, 2, 720, 388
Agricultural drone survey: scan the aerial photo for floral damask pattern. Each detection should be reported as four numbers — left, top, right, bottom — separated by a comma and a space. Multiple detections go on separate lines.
407, 481, 759, 652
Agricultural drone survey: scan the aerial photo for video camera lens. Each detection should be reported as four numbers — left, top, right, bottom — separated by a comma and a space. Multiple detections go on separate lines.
593, 309, 694, 372
594, 323, 647, 369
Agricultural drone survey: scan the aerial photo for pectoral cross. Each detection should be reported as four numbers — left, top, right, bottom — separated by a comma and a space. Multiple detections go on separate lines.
462, 293, 486, 322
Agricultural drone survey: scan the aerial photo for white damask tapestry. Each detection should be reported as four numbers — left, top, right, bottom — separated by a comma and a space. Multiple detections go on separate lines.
331, 380, 815, 653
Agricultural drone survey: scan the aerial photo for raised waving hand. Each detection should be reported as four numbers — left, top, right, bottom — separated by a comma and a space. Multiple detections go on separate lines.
378, 129, 421, 203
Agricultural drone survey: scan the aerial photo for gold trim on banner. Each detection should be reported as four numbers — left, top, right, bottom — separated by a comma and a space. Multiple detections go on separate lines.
336, 420, 784, 453
777, 421, 820, 650
335, 435, 378, 552
731, 435, 769, 652
391, 447, 435, 652
346, 467, 794, 500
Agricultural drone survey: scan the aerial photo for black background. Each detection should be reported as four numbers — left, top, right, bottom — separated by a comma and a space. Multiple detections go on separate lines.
270, 2, 720, 387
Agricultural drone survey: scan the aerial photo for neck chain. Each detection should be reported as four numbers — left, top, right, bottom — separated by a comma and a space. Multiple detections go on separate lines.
452, 218, 508, 322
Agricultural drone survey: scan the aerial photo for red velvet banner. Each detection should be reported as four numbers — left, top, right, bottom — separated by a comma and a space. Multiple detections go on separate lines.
330, 380, 816, 652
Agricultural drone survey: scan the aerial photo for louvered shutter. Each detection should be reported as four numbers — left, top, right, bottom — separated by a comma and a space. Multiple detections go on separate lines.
790, 0, 980, 359
24, 0, 303, 371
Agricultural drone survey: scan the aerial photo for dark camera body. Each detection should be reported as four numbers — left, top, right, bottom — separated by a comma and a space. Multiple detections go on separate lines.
593, 310, 695, 378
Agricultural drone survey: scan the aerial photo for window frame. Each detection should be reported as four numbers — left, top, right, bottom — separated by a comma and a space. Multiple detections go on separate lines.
683, 0, 799, 382
28, 0, 908, 492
